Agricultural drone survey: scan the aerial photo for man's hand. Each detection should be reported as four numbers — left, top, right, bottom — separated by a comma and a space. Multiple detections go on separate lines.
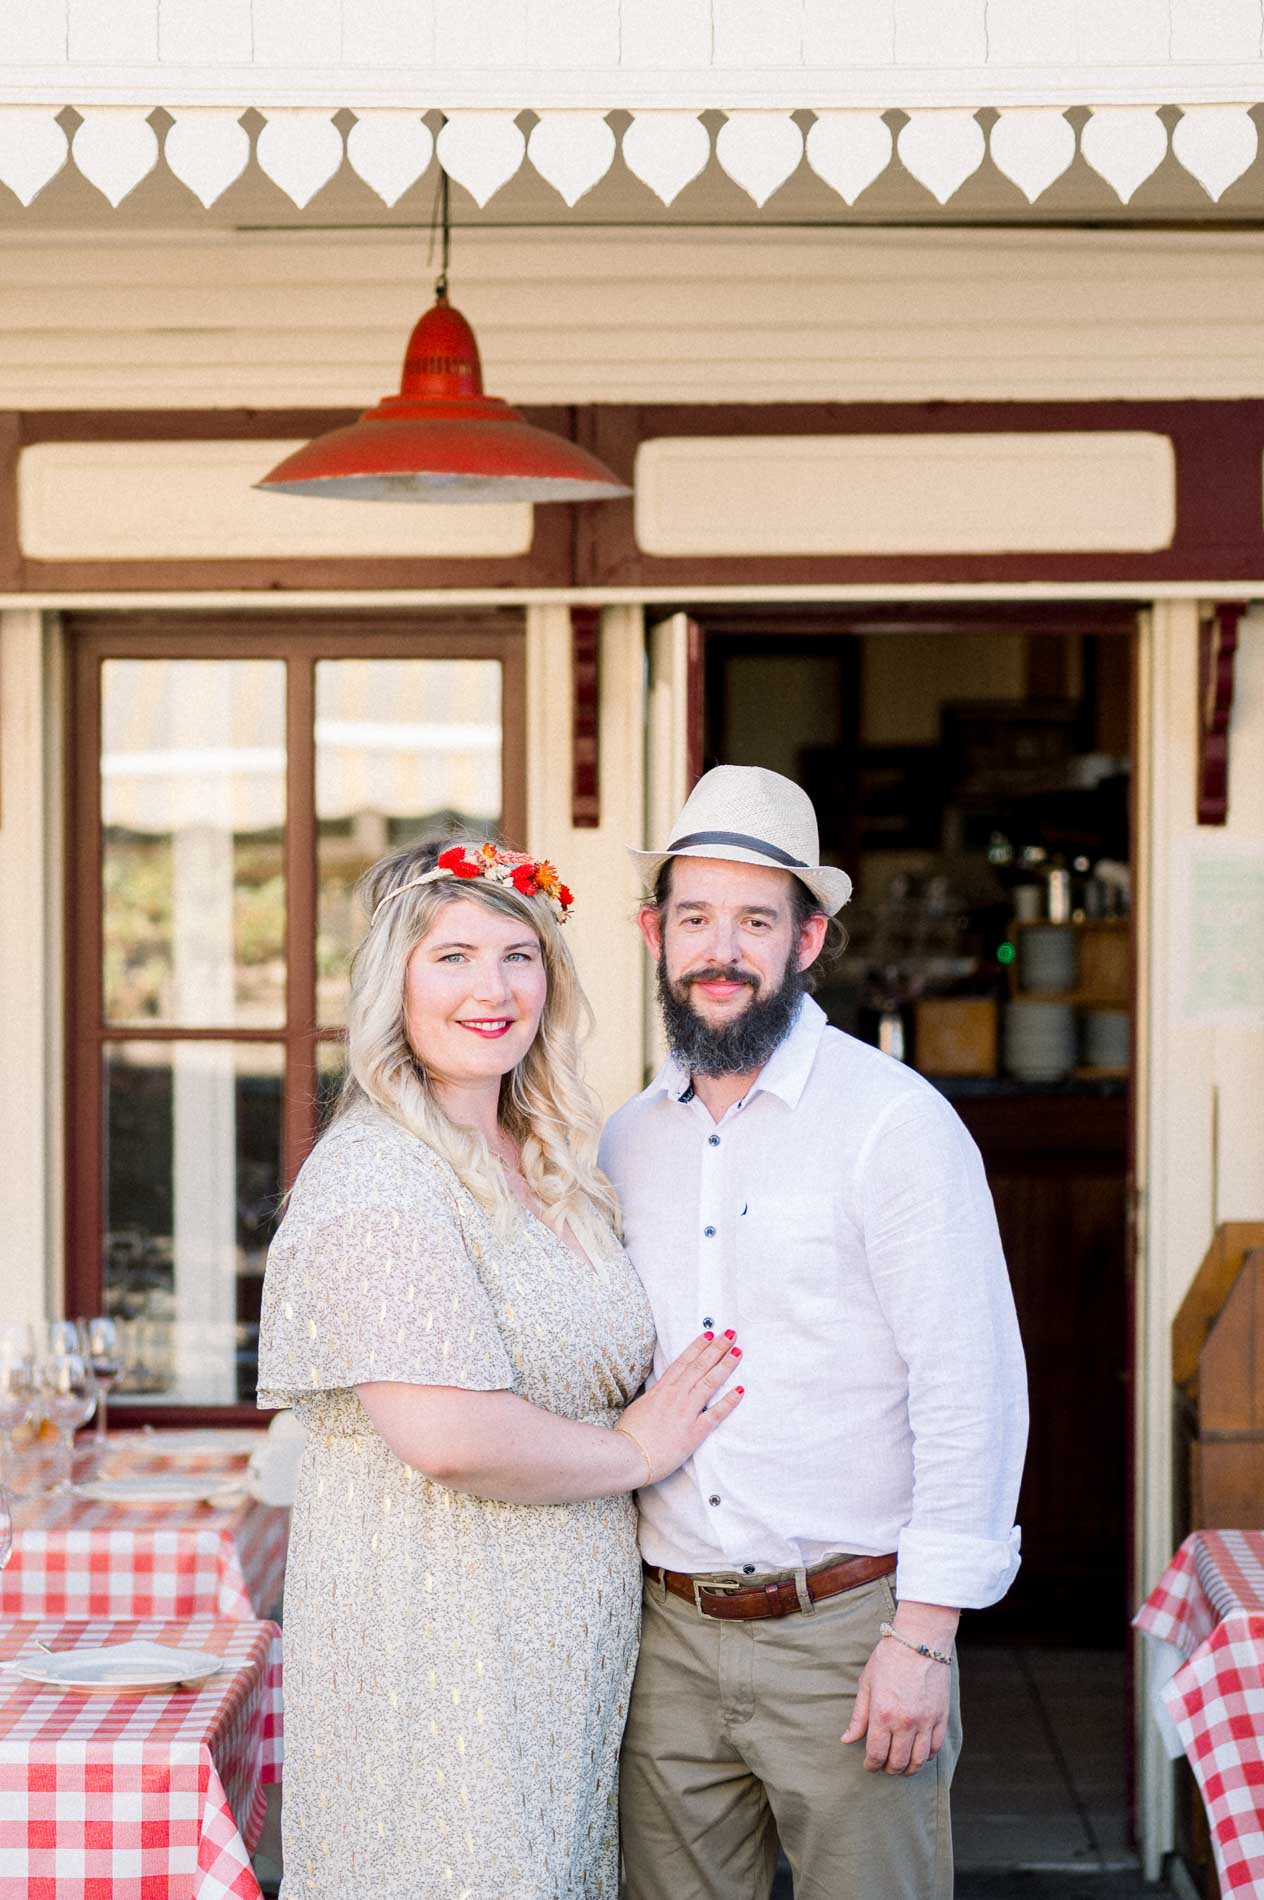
840, 1601, 959, 1775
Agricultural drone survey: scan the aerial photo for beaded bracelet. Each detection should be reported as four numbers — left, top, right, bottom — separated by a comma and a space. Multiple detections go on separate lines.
879, 1621, 953, 1666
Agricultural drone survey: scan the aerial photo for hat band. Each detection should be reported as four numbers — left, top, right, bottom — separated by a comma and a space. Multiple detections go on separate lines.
666, 829, 810, 870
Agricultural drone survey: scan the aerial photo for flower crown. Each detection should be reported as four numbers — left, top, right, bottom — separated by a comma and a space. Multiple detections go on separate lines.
372, 843, 574, 924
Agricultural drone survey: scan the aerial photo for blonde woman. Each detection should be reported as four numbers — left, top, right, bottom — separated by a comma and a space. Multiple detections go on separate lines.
256, 839, 744, 1900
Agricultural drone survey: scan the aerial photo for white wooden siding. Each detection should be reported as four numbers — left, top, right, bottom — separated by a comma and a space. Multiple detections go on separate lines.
3, 227, 1264, 411
6, 0, 1264, 106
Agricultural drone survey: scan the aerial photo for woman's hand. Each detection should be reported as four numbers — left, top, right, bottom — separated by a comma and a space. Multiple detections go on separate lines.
356, 1332, 742, 1505
617, 1331, 744, 1483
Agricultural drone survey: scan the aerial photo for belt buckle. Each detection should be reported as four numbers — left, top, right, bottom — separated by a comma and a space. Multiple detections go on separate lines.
691, 1577, 741, 1618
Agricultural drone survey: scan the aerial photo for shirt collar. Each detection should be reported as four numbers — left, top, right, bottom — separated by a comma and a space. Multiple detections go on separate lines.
646, 994, 827, 1111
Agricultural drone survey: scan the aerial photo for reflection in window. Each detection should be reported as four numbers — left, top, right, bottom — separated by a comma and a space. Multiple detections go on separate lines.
104, 1041, 284, 1404
101, 660, 286, 1028
315, 659, 502, 1027
315, 1038, 348, 1134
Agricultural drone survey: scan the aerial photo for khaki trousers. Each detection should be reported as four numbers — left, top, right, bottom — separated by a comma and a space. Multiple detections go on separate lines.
620, 1566, 961, 1900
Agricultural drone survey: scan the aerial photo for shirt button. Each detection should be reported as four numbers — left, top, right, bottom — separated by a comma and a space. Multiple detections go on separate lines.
702, 1316, 714, 1330
743, 1565, 756, 1575
703, 1225, 716, 1238
708, 1495, 721, 1507
708, 1134, 721, 1146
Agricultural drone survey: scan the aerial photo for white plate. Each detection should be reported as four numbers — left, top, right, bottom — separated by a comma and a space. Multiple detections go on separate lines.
13, 1639, 230, 1694
74, 1474, 245, 1507
106, 1429, 264, 1459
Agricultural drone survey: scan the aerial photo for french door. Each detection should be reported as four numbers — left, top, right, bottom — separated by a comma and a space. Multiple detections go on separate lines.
66, 613, 525, 1419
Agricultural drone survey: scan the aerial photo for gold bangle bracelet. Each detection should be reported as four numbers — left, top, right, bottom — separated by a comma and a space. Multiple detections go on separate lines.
613, 1423, 655, 1488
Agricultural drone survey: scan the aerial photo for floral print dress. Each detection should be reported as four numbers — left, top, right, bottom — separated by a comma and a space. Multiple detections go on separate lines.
257, 1100, 655, 1900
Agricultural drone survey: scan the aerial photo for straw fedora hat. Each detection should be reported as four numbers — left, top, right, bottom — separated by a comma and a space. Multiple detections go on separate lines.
628, 765, 852, 915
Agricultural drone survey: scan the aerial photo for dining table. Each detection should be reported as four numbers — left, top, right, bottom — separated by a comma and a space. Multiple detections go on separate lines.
0, 1611, 282, 1900
1135, 1528, 1264, 1896
1, 1429, 290, 1624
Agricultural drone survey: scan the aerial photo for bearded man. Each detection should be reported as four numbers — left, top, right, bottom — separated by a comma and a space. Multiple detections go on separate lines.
600, 764, 1028, 1900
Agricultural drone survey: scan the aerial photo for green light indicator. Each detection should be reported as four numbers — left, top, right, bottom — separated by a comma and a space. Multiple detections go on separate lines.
997, 942, 1016, 966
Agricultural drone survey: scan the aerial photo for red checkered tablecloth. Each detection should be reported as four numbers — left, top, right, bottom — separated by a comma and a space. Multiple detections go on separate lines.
2, 1474, 290, 1623
1136, 1530, 1264, 1895
0, 1614, 282, 1900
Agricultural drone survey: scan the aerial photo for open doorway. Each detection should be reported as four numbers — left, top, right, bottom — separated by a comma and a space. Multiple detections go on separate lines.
695, 602, 1138, 1882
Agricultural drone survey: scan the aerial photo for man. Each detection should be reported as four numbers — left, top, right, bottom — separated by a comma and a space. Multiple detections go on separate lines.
600, 764, 1027, 1900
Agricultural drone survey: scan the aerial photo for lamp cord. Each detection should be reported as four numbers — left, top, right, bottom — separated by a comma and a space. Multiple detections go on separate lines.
428, 159, 450, 300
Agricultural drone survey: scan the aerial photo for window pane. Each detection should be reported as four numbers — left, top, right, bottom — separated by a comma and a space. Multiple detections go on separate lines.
104, 1040, 284, 1405
102, 660, 287, 1027
315, 658, 502, 1027
315, 1039, 348, 1133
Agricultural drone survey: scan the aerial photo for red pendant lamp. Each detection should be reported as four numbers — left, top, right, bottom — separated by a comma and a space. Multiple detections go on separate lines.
257, 177, 629, 506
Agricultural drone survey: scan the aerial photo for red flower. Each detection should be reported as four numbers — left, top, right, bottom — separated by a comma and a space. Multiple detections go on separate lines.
557, 885, 574, 909
438, 846, 482, 880
510, 865, 539, 896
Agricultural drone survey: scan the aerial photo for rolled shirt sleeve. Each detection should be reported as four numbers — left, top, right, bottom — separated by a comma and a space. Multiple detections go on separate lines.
858, 1094, 1029, 1610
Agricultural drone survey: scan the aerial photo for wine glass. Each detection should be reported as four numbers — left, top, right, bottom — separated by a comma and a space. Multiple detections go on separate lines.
37, 1351, 96, 1493
78, 1317, 120, 1444
45, 1321, 83, 1360
0, 1353, 35, 1487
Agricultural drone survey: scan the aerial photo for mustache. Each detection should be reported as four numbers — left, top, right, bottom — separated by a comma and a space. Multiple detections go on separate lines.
682, 965, 760, 990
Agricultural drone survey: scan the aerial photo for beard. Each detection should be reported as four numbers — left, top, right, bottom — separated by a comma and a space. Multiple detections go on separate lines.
656, 948, 807, 1078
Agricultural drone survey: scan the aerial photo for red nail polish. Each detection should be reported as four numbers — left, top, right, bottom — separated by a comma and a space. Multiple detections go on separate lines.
735, 1386, 745, 1395
731, 1346, 742, 1358
703, 1331, 714, 1341
723, 1329, 736, 1340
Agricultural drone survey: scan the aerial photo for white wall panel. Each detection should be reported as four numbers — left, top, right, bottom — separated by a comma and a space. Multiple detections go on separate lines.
1171, 0, 1262, 63
984, 1, 1077, 70
67, 0, 155, 63
342, 0, 436, 65
10, 1, 1264, 109
617, 0, 711, 70
5, 229, 1264, 410
525, 604, 647, 1118
252, 0, 343, 67
713, 0, 801, 68
1080, 0, 1169, 67
634, 432, 1176, 556
434, 0, 528, 70
159, 0, 253, 67
0, 610, 61, 1329
894, 0, 986, 68
6, 0, 69, 66
803, 0, 894, 68
1135, 598, 1264, 1873
17, 441, 534, 559
527, 0, 619, 71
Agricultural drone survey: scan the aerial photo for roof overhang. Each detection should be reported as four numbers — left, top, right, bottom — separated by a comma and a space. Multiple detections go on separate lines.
5, 8, 1264, 215
2, 102, 1263, 216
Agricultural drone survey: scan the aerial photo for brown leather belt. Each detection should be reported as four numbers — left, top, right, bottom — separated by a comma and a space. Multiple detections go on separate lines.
645, 1551, 897, 1621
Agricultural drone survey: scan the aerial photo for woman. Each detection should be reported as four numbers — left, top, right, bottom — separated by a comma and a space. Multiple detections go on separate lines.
257, 838, 744, 1899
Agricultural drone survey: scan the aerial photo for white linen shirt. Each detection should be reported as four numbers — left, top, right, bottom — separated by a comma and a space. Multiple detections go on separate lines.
599, 996, 1028, 1610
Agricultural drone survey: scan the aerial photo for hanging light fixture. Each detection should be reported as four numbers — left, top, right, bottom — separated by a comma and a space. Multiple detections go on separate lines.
256, 174, 629, 505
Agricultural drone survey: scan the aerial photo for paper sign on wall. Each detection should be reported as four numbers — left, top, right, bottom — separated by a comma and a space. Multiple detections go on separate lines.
1181, 842, 1264, 1023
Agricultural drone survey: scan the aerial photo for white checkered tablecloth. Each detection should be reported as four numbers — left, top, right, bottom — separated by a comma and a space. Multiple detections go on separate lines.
2, 1451, 290, 1623
0, 1614, 282, 1900
1136, 1531, 1264, 1896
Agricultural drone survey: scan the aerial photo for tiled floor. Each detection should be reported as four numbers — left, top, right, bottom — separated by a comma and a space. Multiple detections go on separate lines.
953, 1644, 1133, 1875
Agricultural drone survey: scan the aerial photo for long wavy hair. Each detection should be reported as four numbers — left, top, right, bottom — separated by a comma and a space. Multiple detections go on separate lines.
336, 838, 621, 1257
